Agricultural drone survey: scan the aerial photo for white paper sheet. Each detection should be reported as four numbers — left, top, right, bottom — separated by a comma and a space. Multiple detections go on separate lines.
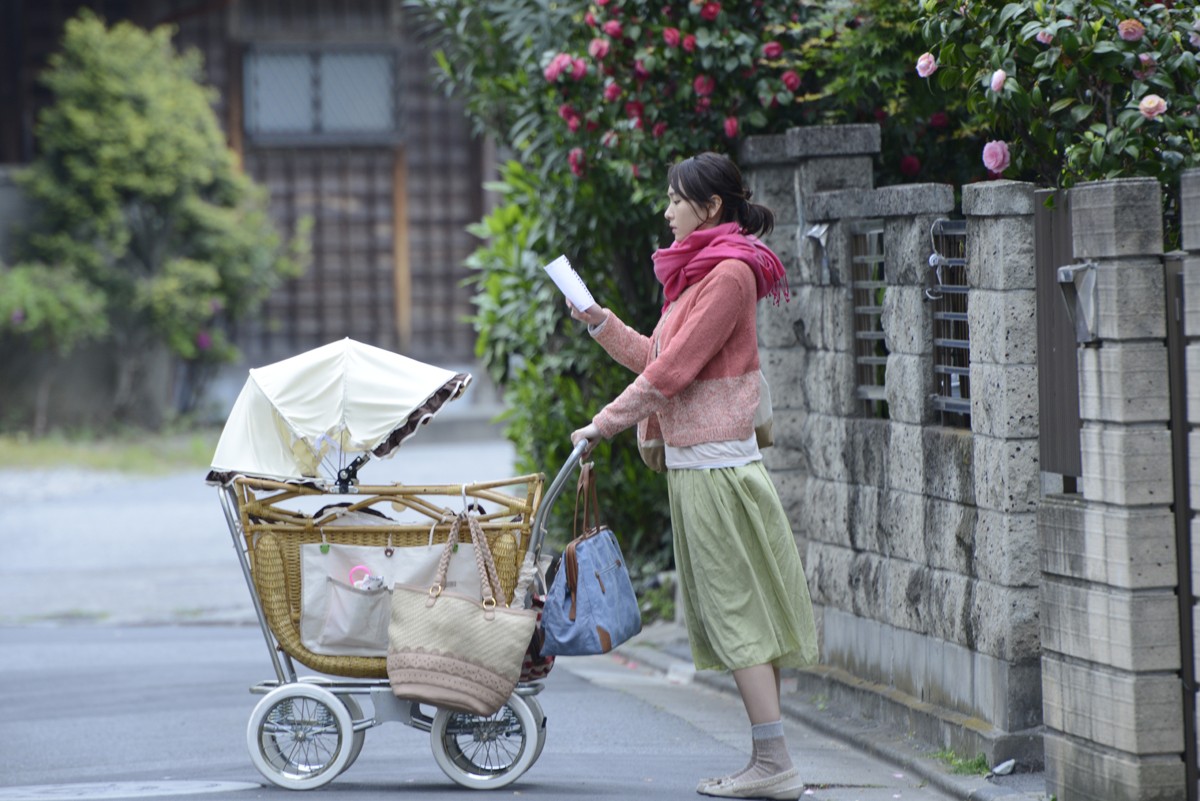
543, 255, 595, 311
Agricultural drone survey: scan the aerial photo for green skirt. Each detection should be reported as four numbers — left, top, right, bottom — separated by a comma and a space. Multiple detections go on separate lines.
667, 461, 818, 672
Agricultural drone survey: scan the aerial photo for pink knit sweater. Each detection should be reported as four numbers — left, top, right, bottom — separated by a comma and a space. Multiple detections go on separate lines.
591, 259, 761, 447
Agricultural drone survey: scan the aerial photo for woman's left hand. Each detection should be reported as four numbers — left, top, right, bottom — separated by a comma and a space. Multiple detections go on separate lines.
571, 423, 601, 450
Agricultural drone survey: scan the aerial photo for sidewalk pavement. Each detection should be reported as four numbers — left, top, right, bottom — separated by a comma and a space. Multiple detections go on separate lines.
616, 622, 1049, 801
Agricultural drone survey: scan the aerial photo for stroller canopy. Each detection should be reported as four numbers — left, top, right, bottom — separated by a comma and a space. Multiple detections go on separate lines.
207, 338, 471, 484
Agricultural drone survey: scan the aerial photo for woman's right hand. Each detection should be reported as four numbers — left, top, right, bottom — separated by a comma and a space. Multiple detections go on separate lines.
567, 301, 606, 326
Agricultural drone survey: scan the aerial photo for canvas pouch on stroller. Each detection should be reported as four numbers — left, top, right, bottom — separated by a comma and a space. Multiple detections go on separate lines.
300, 513, 482, 657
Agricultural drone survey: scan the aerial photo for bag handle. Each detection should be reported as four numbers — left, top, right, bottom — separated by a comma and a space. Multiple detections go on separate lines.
562, 462, 606, 621
429, 510, 510, 608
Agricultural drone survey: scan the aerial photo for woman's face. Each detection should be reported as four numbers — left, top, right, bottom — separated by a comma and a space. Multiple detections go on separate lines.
664, 186, 717, 243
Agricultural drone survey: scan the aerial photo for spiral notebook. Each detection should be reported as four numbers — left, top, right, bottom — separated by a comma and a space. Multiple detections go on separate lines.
543, 255, 595, 311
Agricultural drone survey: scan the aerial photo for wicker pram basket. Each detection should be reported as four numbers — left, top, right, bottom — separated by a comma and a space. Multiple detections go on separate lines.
231, 473, 545, 679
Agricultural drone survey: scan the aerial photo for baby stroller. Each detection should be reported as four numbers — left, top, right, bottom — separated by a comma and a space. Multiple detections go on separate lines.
206, 338, 586, 791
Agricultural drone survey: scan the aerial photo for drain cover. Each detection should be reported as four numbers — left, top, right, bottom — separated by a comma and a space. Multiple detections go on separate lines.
0, 781, 260, 800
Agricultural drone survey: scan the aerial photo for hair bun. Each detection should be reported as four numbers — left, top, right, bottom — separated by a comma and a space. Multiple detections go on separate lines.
744, 188, 754, 200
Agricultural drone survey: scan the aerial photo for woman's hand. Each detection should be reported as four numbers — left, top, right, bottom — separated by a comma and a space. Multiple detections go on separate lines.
568, 301, 607, 327
571, 423, 601, 451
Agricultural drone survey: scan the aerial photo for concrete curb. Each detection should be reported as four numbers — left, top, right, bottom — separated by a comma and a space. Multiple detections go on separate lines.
616, 625, 1048, 801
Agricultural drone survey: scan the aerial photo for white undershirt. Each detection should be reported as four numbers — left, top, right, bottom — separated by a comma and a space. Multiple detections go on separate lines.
666, 434, 762, 470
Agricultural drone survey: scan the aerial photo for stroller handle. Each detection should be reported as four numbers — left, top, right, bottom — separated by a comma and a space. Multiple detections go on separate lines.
530, 438, 591, 557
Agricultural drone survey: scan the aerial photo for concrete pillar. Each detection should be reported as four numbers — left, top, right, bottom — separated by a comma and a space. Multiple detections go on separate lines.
1040, 177, 1184, 801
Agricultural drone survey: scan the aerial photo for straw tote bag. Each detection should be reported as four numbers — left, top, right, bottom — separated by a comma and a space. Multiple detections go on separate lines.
387, 511, 537, 716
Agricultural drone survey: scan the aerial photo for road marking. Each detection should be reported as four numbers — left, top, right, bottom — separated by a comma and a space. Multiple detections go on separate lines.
0, 781, 260, 800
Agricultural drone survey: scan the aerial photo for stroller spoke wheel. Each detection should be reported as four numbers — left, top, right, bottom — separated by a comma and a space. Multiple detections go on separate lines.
246, 684, 354, 789
430, 693, 543, 790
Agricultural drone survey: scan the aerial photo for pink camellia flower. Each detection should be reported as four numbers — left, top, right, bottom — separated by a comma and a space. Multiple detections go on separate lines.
652, 121, 668, 137
589, 38, 611, 59
597, 0, 610, 5
196, 330, 213, 351
558, 104, 582, 131
1133, 52, 1156, 79
603, 82, 622, 102
1117, 19, 1145, 42
1139, 94, 1168, 120
724, 115, 739, 138
585, 11, 597, 27
570, 57, 587, 80
700, 2, 721, 21
762, 41, 784, 59
990, 69, 1007, 92
693, 74, 715, 96
543, 52, 573, 82
663, 27, 681, 47
899, 155, 921, 177
634, 60, 650, 80
600, 130, 619, 148
1036, 30, 1054, 45
916, 52, 938, 78
929, 111, 949, 129
682, 34, 697, 52
696, 96, 712, 112
625, 100, 644, 119
568, 147, 586, 177
982, 140, 1011, 174
603, 19, 623, 38
781, 70, 801, 92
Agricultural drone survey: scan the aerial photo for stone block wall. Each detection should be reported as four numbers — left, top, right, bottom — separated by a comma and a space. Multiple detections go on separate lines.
1039, 178, 1185, 801
741, 127, 1044, 765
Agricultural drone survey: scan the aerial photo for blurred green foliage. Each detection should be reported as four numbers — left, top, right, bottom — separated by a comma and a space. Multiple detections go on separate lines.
4, 10, 309, 424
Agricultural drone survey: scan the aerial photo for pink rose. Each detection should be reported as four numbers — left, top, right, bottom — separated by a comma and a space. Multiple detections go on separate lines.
990, 69, 1007, 92
543, 52, 573, 82
693, 74, 715, 96
568, 147, 586, 177
1139, 94, 1167, 120
603, 20, 623, 38
663, 27, 681, 47
1133, 52, 1156, 79
700, 2, 721, 21
781, 70, 801, 92
589, 38, 611, 59
899, 155, 921, 177
1118, 19, 1145, 42
603, 82, 622, 102
982, 140, 1011, 174
1036, 30, 1054, 45
723, 115, 739, 138
929, 111, 949, 129
652, 121, 668, 137
682, 34, 697, 52
916, 52, 937, 78
762, 41, 783, 59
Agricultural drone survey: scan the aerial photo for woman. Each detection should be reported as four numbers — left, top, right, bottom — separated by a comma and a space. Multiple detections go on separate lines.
569, 152, 818, 800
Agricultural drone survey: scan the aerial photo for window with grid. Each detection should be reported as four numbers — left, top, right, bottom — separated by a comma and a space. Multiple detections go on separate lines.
927, 219, 971, 427
243, 49, 399, 144
851, 219, 889, 418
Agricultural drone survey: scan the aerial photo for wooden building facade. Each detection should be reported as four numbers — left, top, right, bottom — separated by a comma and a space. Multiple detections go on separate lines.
0, 0, 485, 367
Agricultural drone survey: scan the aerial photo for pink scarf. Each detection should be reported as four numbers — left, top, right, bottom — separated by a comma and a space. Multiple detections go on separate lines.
652, 222, 789, 310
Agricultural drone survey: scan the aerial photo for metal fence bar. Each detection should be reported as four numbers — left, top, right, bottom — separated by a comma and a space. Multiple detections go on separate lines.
850, 219, 888, 417
928, 218, 970, 427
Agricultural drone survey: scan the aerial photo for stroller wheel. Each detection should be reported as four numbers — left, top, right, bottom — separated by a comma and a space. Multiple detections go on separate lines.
246, 684, 354, 789
430, 693, 541, 789
337, 694, 367, 775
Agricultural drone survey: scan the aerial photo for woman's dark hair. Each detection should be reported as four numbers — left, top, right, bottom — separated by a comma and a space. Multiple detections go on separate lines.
667, 151, 774, 237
